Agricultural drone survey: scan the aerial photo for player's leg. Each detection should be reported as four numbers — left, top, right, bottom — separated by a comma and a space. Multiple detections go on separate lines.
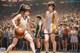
50, 33, 56, 53
24, 33, 36, 53
6, 38, 18, 53
36, 38, 41, 53
44, 34, 49, 53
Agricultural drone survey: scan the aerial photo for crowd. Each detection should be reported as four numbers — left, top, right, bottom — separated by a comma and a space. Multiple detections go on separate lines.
0, 10, 80, 52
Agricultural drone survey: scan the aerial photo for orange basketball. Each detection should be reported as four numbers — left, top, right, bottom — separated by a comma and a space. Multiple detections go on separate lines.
15, 28, 25, 37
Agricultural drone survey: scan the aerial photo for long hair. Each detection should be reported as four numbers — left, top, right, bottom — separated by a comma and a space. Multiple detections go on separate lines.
12, 4, 31, 18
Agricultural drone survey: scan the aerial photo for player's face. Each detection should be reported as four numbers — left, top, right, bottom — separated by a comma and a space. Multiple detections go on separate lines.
48, 5, 53, 11
24, 11, 30, 16
36, 18, 39, 21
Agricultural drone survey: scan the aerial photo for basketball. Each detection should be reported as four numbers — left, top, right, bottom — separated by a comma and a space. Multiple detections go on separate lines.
15, 28, 25, 37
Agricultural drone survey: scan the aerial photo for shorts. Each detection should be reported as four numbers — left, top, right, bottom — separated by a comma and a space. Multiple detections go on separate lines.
55, 36, 62, 42
62, 34, 68, 40
44, 23, 56, 34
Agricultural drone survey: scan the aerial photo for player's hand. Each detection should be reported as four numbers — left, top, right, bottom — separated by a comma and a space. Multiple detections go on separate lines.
15, 26, 18, 29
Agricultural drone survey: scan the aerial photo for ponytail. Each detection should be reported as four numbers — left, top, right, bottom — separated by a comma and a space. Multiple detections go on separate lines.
12, 4, 24, 18
11, 4, 30, 18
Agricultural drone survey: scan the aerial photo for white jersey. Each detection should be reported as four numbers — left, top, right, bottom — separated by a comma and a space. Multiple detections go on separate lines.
44, 11, 56, 33
19, 16, 30, 34
45, 11, 54, 29
20, 16, 30, 30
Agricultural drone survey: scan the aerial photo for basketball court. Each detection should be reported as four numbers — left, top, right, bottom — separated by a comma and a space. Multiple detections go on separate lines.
0, 51, 80, 53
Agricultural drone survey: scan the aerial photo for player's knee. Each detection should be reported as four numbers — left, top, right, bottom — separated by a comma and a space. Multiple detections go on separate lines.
29, 39, 33, 43
51, 40, 55, 43
44, 39, 48, 43
11, 44, 16, 47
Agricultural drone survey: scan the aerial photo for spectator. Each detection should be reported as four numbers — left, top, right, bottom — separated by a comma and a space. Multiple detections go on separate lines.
78, 26, 80, 51
7, 27, 13, 46
62, 24, 69, 51
56, 24, 63, 51
0, 25, 3, 48
70, 27, 78, 51
2, 28, 8, 49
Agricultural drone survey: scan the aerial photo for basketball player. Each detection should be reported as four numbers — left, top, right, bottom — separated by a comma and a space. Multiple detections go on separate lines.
5, 4, 36, 53
35, 15, 43, 53
44, 1, 58, 53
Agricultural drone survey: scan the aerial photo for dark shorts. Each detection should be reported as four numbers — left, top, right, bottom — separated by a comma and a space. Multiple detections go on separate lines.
55, 36, 62, 42
62, 34, 68, 40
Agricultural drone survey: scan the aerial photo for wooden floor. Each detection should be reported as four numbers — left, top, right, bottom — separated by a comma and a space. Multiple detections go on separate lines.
0, 51, 80, 53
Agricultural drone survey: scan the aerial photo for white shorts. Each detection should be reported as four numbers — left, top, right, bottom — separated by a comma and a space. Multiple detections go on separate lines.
44, 28, 52, 34
44, 23, 56, 34
24, 30, 28, 35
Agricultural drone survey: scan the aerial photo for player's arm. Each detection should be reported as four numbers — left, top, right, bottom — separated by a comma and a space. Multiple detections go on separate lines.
45, 12, 48, 23
12, 14, 21, 28
41, 17, 45, 31
37, 22, 42, 35
54, 11, 59, 29
43, 12, 48, 28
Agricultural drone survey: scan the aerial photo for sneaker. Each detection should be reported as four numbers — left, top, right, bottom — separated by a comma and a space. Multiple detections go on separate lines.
53, 52, 56, 53
46, 52, 49, 53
